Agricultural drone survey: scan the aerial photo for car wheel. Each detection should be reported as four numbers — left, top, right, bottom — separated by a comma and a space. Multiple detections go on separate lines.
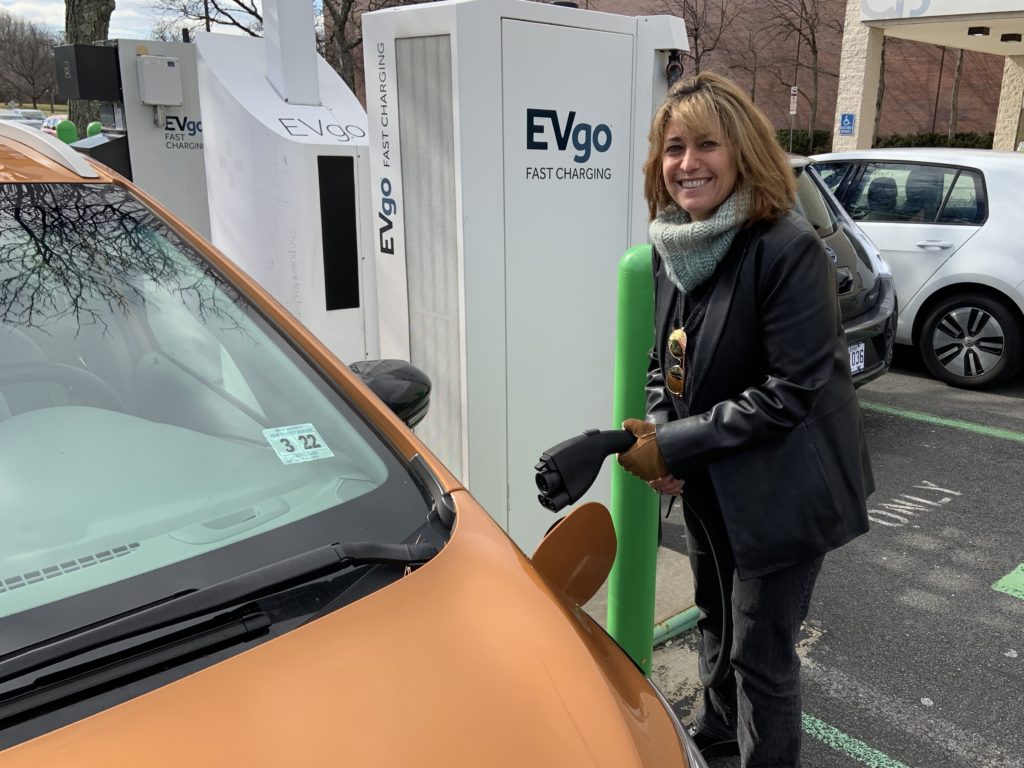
918, 293, 1022, 389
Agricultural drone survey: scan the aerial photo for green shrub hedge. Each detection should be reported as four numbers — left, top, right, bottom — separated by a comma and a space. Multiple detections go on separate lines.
775, 129, 832, 156
873, 131, 993, 149
774, 129, 994, 154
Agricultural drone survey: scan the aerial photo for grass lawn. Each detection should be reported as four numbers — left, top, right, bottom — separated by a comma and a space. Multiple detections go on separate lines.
7, 102, 69, 115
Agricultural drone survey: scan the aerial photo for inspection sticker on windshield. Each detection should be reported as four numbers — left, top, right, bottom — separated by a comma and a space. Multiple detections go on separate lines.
263, 424, 335, 465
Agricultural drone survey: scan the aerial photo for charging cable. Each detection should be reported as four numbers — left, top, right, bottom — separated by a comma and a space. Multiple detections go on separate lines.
535, 427, 732, 687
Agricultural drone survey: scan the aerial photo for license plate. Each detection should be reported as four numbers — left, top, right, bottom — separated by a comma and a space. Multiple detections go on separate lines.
849, 342, 866, 375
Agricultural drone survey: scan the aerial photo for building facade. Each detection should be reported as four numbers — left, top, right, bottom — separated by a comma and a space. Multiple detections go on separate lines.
835, 0, 1024, 150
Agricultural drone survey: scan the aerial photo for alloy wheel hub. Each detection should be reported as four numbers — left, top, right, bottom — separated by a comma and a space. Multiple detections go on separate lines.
932, 307, 1004, 378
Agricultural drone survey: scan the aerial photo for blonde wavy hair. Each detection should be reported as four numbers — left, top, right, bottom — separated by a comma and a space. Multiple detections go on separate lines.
643, 71, 795, 222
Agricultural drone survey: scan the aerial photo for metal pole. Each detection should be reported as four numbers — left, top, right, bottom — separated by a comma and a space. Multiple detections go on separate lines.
653, 605, 701, 646
790, 14, 803, 154
607, 245, 660, 675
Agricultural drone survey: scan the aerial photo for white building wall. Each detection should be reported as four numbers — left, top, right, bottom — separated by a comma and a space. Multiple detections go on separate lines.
836, 0, 1024, 150
833, 0, 885, 151
994, 56, 1024, 150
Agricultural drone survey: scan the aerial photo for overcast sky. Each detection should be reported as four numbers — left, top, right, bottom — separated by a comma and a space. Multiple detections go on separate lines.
1, 0, 162, 39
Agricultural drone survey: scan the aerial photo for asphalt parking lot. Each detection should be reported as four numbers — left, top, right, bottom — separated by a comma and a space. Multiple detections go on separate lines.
652, 349, 1024, 768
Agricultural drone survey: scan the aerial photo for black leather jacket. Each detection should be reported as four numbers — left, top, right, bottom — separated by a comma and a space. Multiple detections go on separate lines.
647, 211, 874, 579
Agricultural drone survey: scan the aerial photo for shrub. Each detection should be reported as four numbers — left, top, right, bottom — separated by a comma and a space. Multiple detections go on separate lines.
775, 129, 832, 156
874, 131, 993, 149
774, 129, 994, 154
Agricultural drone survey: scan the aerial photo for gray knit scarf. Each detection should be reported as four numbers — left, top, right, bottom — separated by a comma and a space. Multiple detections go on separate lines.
649, 187, 752, 293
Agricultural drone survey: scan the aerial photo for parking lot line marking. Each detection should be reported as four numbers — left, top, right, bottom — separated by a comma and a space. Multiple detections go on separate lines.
859, 401, 1024, 445
911, 481, 960, 495
802, 713, 910, 768
900, 495, 943, 506
993, 564, 1024, 601
870, 509, 909, 524
802, 659, 1024, 767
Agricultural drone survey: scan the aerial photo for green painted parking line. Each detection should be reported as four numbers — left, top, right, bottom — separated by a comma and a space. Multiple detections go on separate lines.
802, 713, 911, 768
993, 564, 1024, 601
859, 400, 1024, 445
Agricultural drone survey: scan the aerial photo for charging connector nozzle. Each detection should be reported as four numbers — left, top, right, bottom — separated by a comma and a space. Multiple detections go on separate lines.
534, 429, 636, 512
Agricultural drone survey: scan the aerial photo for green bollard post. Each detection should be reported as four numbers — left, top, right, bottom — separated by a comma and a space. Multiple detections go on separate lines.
86, 121, 102, 138
607, 244, 660, 674
55, 120, 78, 144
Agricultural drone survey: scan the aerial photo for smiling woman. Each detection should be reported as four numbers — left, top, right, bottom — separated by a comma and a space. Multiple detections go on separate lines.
659, 124, 737, 222
623, 70, 874, 766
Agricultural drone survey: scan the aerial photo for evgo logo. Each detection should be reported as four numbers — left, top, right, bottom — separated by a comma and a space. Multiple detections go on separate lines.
526, 109, 611, 163
164, 115, 202, 136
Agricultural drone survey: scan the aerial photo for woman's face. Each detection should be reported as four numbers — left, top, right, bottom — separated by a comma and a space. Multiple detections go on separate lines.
661, 119, 738, 221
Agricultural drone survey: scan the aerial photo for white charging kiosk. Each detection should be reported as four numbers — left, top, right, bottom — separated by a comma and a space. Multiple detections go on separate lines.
196, 4, 379, 364
116, 41, 211, 237
57, 39, 212, 237
363, 0, 686, 552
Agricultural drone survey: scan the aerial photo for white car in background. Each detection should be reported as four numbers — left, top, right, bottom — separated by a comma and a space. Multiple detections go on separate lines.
812, 148, 1024, 389
2, 108, 46, 130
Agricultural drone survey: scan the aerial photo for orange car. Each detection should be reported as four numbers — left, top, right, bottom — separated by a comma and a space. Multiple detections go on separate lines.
0, 121, 704, 766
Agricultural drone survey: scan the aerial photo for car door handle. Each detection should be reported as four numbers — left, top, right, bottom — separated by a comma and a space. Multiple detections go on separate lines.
916, 240, 954, 250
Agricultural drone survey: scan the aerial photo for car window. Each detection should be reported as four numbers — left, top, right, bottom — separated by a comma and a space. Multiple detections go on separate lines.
811, 162, 851, 194
794, 169, 837, 237
849, 162, 956, 223
937, 169, 986, 225
0, 182, 434, 644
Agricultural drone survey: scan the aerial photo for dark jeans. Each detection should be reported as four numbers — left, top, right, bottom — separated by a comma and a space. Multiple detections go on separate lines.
682, 498, 824, 768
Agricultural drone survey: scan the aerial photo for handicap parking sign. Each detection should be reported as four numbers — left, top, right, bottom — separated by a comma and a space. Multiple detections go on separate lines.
839, 113, 856, 136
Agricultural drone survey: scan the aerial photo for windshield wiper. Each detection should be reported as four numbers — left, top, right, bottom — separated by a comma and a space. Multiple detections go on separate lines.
0, 611, 272, 726
0, 541, 438, 687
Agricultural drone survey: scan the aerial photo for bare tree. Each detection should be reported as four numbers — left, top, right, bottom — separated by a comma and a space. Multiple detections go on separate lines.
761, 0, 844, 153
150, 18, 190, 42
321, 0, 434, 97
930, 46, 946, 133
65, 0, 115, 131
151, 0, 262, 38
872, 34, 886, 146
948, 47, 964, 140
152, 0, 426, 96
0, 12, 60, 108
322, 0, 364, 92
659, 0, 740, 74
720, 3, 786, 105
0, 183, 246, 337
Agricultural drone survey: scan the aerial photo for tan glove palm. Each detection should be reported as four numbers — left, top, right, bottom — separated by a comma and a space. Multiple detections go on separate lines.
617, 418, 669, 482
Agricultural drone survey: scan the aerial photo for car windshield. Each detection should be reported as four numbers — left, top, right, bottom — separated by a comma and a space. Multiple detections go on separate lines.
0, 182, 434, 655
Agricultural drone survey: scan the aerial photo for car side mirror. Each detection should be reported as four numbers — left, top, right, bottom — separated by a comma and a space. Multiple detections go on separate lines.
835, 266, 854, 294
531, 502, 616, 606
349, 359, 431, 428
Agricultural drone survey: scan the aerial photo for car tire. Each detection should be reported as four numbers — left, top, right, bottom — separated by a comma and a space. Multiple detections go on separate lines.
918, 292, 1022, 389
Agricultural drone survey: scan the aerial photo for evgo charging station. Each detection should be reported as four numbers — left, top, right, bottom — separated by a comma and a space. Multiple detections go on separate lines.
363, 0, 687, 552
196, 2, 379, 366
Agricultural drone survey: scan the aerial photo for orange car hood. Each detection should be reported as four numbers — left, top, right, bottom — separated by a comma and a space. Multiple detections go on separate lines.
1, 492, 685, 767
